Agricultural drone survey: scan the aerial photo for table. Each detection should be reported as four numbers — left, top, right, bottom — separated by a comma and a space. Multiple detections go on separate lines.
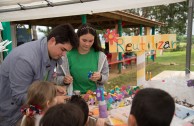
144, 70, 194, 105
89, 71, 194, 126
89, 103, 193, 125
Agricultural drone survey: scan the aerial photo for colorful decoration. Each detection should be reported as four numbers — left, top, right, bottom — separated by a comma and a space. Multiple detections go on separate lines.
106, 93, 115, 104
104, 29, 119, 45
83, 93, 90, 101
88, 95, 96, 105
21, 105, 42, 117
104, 85, 142, 110
86, 90, 94, 95
82, 90, 96, 105
96, 88, 103, 101
105, 34, 176, 53
82, 85, 143, 112
96, 87, 108, 118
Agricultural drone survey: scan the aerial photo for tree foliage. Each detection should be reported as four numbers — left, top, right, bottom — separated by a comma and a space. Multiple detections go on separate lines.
38, 26, 52, 36
126, 1, 188, 35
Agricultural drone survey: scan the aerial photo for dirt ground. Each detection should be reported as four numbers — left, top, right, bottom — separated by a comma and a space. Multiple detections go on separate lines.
109, 67, 129, 79
108, 64, 136, 79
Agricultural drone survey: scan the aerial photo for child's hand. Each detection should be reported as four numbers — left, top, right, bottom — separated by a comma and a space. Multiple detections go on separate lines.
63, 75, 73, 84
56, 95, 70, 104
89, 111, 94, 116
56, 85, 67, 95
90, 72, 102, 82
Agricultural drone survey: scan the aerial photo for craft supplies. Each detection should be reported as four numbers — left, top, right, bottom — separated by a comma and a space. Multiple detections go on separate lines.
88, 71, 93, 78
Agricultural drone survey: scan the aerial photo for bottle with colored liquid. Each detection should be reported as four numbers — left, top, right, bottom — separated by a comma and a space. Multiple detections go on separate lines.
96, 87, 108, 118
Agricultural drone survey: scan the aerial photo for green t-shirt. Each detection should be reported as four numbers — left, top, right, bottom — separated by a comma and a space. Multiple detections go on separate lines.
67, 48, 99, 94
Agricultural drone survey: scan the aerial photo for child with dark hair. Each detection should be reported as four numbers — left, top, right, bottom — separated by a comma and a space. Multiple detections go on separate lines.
20, 81, 57, 126
68, 95, 89, 125
39, 103, 84, 126
128, 88, 175, 126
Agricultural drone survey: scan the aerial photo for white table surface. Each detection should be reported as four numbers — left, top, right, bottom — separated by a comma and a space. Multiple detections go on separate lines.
144, 70, 194, 105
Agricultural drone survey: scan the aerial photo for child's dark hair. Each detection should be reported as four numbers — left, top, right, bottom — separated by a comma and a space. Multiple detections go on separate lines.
68, 95, 89, 125
130, 88, 175, 126
77, 23, 103, 52
47, 23, 78, 48
40, 103, 84, 126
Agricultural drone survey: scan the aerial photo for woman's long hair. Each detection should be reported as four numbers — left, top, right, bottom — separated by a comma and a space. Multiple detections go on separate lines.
77, 23, 103, 52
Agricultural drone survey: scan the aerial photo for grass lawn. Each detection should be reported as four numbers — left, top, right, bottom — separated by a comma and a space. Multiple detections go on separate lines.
105, 49, 194, 90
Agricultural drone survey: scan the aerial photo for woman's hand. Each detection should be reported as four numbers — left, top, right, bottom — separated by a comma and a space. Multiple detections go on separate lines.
63, 75, 73, 84
90, 72, 102, 82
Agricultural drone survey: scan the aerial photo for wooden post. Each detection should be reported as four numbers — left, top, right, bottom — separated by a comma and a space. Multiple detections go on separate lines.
136, 25, 146, 86
10, 24, 17, 48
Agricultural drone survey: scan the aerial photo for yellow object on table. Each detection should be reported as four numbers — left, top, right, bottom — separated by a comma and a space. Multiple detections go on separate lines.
107, 117, 127, 126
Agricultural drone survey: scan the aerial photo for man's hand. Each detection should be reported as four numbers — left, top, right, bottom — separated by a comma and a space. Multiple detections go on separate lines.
55, 85, 67, 96
56, 95, 70, 104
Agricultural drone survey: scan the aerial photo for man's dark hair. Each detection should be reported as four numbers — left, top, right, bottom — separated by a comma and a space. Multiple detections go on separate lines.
39, 103, 84, 126
130, 88, 175, 126
68, 95, 89, 125
77, 23, 103, 52
47, 23, 78, 48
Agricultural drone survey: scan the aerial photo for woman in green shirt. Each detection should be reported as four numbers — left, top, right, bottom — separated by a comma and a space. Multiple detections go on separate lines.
56, 24, 109, 94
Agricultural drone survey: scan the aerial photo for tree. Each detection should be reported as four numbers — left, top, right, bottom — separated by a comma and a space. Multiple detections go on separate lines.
126, 1, 188, 35
38, 26, 52, 36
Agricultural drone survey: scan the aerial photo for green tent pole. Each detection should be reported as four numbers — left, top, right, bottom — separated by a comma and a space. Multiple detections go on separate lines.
2, 22, 12, 58
81, 15, 87, 24
140, 25, 143, 36
152, 27, 155, 35
118, 20, 122, 74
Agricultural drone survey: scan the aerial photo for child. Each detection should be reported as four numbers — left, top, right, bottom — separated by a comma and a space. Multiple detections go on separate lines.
68, 95, 89, 125
20, 81, 57, 126
128, 88, 175, 126
39, 103, 84, 126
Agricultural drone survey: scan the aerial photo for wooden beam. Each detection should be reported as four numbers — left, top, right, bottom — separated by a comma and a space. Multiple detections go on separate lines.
11, 11, 164, 29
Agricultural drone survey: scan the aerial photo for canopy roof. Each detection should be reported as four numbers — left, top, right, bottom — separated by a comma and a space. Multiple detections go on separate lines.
12, 11, 164, 29
0, 0, 185, 23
